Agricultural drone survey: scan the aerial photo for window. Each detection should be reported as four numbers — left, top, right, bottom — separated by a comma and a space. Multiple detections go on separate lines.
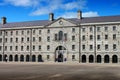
16, 31, 18, 35
58, 31, 63, 41
82, 35, 85, 41
39, 30, 41, 34
47, 45, 50, 51
113, 26, 116, 31
47, 29, 50, 33
82, 28, 85, 32
113, 44, 116, 50
97, 35, 100, 40
90, 35, 93, 40
105, 35, 108, 40
105, 27, 108, 31
90, 27, 93, 32
10, 31, 13, 36
21, 31, 24, 35
97, 45, 100, 50
0, 46, 2, 51
27, 30, 29, 35
113, 34, 116, 40
97, 27, 100, 32
0, 31, 2, 36
90, 45, 93, 50
72, 36, 75, 41
39, 37, 41, 42
33, 45, 35, 51
72, 28, 75, 33
10, 46, 12, 51
21, 37, 24, 42
82, 45, 85, 50
47, 36, 50, 42
5, 46, 7, 51
39, 45, 41, 51
21, 46, 23, 51
55, 34, 57, 41
0, 38, 2, 43
27, 37, 29, 42
16, 38, 18, 43
5, 31, 8, 36
15, 46, 18, 51
33, 30, 35, 35
10, 38, 13, 43
64, 33, 67, 41
72, 55, 75, 60
27, 46, 29, 51
5, 38, 7, 43
72, 45, 75, 50
105, 44, 108, 50
47, 55, 50, 60
33, 37, 35, 42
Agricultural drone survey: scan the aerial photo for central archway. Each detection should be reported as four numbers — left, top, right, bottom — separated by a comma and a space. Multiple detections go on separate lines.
55, 46, 67, 62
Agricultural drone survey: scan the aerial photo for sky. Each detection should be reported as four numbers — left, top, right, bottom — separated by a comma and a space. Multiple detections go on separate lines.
0, 0, 120, 22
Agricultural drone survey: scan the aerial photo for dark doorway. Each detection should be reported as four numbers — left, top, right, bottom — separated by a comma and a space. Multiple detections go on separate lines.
89, 55, 94, 63
0, 55, 2, 61
26, 55, 30, 62
112, 55, 118, 63
15, 55, 18, 62
97, 55, 101, 63
32, 55, 36, 62
104, 55, 109, 63
58, 53, 63, 62
38, 55, 43, 62
20, 55, 24, 62
82, 55, 86, 63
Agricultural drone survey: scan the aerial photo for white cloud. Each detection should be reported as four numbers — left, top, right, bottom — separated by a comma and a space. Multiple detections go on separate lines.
59, 11, 99, 18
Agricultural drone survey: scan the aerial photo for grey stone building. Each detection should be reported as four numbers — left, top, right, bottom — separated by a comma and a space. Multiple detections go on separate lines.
0, 10, 120, 63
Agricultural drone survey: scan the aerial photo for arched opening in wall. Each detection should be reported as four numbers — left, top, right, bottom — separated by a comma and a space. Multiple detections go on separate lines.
0, 54, 2, 61
104, 55, 109, 63
20, 55, 24, 62
58, 53, 63, 62
112, 55, 118, 63
97, 55, 101, 63
9, 55, 13, 62
32, 55, 36, 62
89, 55, 94, 63
15, 55, 18, 62
4, 55, 7, 62
26, 55, 30, 62
38, 55, 43, 62
82, 55, 86, 63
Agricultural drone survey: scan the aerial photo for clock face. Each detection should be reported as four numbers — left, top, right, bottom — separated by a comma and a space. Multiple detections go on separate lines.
59, 20, 63, 25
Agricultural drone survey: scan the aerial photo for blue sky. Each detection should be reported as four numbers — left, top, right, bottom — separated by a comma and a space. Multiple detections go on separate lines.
0, 0, 120, 22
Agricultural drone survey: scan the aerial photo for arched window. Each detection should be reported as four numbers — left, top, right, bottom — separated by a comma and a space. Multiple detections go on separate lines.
58, 31, 63, 41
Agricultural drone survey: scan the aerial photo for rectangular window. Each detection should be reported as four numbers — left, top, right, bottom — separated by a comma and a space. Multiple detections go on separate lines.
27, 30, 29, 35
10, 31, 13, 36
90, 27, 93, 32
64, 33, 67, 41
39, 30, 41, 34
113, 44, 116, 50
97, 45, 100, 50
72, 36, 75, 41
55, 34, 57, 41
33, 30, 35, 35
5, 46, 7, 51
10, 38, 13, 43
47, 29, 50, 33
47, 45, 50, 51
82, 28, 85, 32
16, 38, 18, 43
72, 55, 75, 60
82, 45, 85, 50
5, 38, 7, 43
0, 46, 2, 51
5, 31, 8, 36
105, 35, 108, 40
90, 45, 93, 50
105, 27, 108, 31
21, 46, 23, 51
15, 46, 18, 51
21, 31, 24, 35
113, 34, 116, 40
0, 38, 2, 43
72, 45, 75, 50
90, 35, 93, 40
97, 35, 100, 40
39, 45, 41, 51
21, 37, 24, 43
16, 31, 18, 35
113, 26, 116, 31
10, 46, 12, 51
47, 55, 50, 60
0, 31, 2, 36
105, 44, 108, 50
27, 37, 29, 42
72, 28, 75, 33
27, 46, 29, 51
97, 27, 100, 32
82, 35, 85, 41
33, 45, 35, 51
33, 37, 35, 42
47, 36, 50, 42
39, 37, 41, 42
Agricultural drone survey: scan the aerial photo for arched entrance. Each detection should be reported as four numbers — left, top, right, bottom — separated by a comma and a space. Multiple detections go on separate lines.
55, 46, 67, 62
0, 54, 2, 61
9, 55, 13, 62
20, 55, 24, 62
97, 55, 101, 63
82, 55, 86, 63
38, 55, 43, 62
15, 55, 18, 62
89, 55, 94, 63
26, 55, 30, 62
32, 55, 36, 62
104, 55, 109, 63
112, 55, 118, 63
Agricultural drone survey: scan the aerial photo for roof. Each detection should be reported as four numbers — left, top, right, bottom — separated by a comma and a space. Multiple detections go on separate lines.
0, 15, 120, 28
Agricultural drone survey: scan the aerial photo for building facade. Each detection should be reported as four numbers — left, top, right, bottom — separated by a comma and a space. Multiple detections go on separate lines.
0, 10, 120, 63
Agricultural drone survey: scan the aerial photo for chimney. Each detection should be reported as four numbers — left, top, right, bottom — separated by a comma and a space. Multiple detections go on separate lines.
49, 13, 54, 21
1, 17, 7, 24
77, 10, 82, 19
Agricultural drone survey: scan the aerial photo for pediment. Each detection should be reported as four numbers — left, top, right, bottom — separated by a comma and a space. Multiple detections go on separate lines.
46, 18, 77, 27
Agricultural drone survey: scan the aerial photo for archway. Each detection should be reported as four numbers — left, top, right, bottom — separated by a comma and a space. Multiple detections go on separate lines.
104, 55, 109, 63
26, 55, 30, 62
89, 55, 94, 63
97, 55, 101, 63
0, 54, 2, 61
55, 46, 66, 62
112, 55, 118, 63
32, 55, 36, 62
20, 55, 24, 62
82, 55, 86, 63
15, 55, 18, 62
38, 55, 43, 62
9, 55, 13, 61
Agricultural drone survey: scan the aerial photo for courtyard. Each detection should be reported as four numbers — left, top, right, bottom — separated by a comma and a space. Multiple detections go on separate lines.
0, 62, 120, 80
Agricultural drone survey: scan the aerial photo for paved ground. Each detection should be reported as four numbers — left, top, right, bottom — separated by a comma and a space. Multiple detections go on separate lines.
0, 62, 120, 80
